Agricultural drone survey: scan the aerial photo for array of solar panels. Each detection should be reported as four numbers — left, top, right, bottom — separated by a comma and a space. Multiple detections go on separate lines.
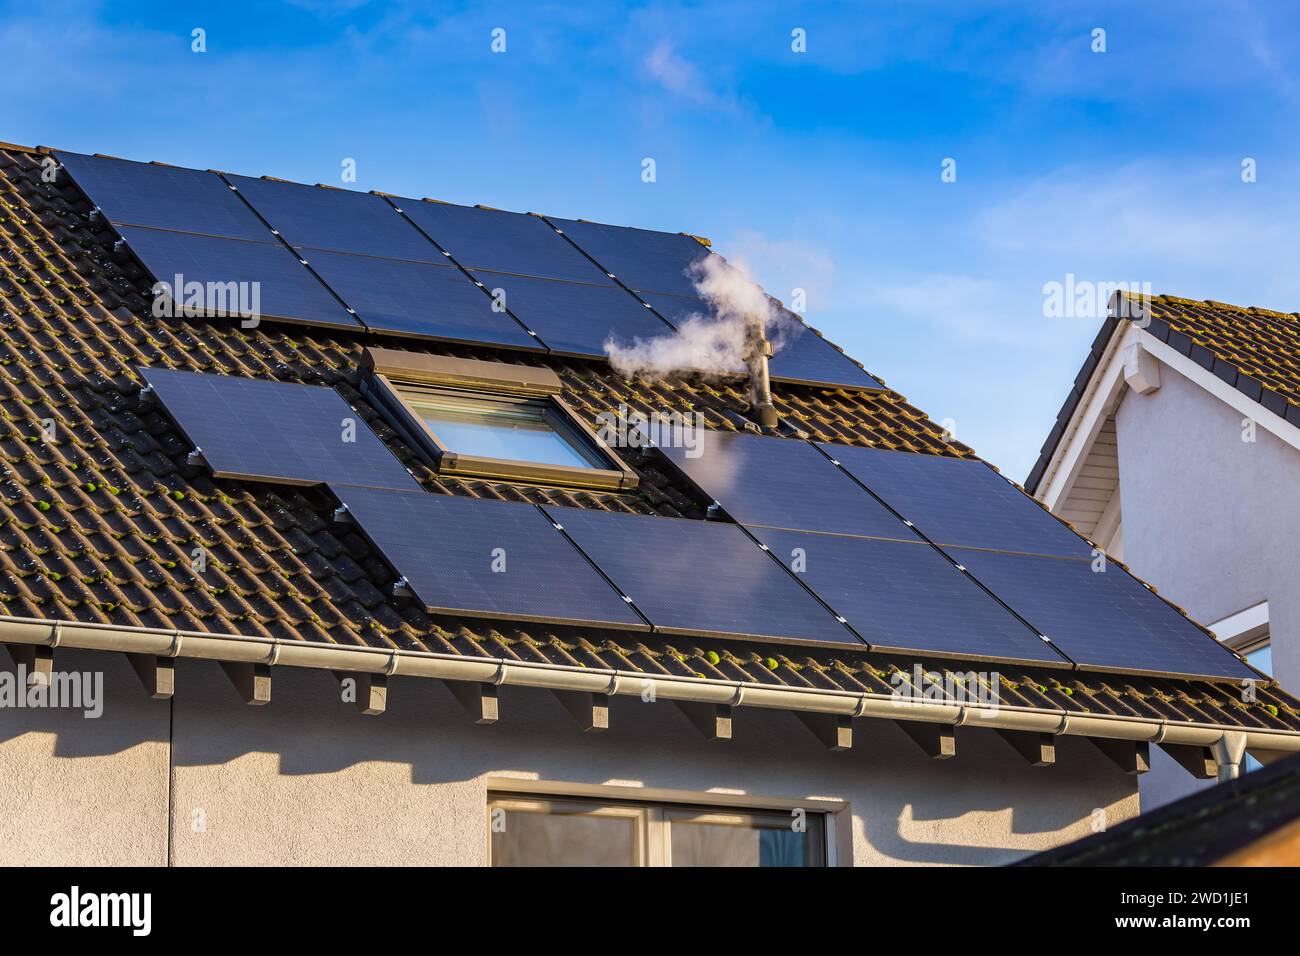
59, 151, 882, 390
659, 432, 1255, 680
142, 369, 1252, 680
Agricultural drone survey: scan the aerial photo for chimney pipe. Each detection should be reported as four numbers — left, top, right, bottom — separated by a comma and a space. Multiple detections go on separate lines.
743, 313, 779, 430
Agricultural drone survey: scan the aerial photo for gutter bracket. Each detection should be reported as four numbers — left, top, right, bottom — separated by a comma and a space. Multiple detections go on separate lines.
1089, 736, 1152, 775
219, 660, 271, 705
3, 642, 53, 686
896, 719, 957, 759
552, 689, 609, 732
445, 679, 499, 724
1159, 742, 1219, 780
674, 701, 733, 741
128, 653, 175, 700
795, 711, 852, 751
996, 729, 1057, 767
333, 671, 387, 715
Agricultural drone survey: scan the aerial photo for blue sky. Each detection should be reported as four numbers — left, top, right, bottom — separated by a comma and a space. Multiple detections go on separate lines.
6, 0, 1300, 478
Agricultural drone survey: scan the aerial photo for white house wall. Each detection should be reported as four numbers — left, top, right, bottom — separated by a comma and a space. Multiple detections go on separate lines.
0, 653, 1139, 866
1115, 362, 1300, 807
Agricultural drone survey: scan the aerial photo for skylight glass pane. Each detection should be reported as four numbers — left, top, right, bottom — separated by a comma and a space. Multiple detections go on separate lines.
405, 392, 603, 470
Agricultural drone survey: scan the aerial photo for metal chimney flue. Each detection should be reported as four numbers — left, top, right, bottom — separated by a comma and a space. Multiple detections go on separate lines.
743, 312, 779, 430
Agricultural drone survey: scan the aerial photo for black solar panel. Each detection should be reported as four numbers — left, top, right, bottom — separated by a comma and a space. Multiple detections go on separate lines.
469, 271, 674, 358
57, 151, 269, 241
826, 445, 1093, 558
117, 226, 361, 330
641, 292, 884, 390
336, 487, 648, 630
402, 201, 612, 284
947, 548, 1255, 680
751, 529, 1069, 665
303, 250, 543, 350
227, 175, 441, 262
545, 217, 709, 297
658, 431, 913, 539
141, 367, 419, 491
544, 506, 861, 646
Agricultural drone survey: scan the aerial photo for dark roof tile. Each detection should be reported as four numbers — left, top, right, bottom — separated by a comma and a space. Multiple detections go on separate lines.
0, 144, 1292, 727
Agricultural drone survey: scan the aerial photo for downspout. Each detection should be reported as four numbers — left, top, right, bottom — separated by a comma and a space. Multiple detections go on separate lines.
2, 613, 1298, 755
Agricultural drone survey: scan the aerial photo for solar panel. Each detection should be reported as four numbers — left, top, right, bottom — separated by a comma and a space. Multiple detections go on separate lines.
640, 292, 884, 390
117, 226, 360, 330
469, 271, 675, 358
302, 250, 543, 350
335, 486, 648, 630
57, 151, 269, 241
140, 367, 419, 491
750, 529, 1069, 665
545, 217, 709, 297
658, 431, 914, 539
226, 175, 441, 262
947, 548, 1255, 680
826, 445, 1094, 558
402, 201, 613, 284
543, 506, 862, 646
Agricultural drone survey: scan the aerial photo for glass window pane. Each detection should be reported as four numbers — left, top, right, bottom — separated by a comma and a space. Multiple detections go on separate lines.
672, 821, 762, 866
404, 391, 602, 469
1245, 640, 1272, 773
669, 813, 824, 867
1247, 643, 1272, 676
491, 808, 639, 866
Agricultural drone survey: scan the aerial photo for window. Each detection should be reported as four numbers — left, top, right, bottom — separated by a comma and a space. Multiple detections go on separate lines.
401, 386, 608, 471
488, 794, 827, 867
1243, 640, 1273, 774
1245, 641, 1273, 677
361, 346, 637, 490
1209, 601, 1272, 775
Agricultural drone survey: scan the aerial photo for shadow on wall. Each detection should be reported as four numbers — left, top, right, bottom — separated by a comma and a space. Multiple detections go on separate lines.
0, 654, 1137, 866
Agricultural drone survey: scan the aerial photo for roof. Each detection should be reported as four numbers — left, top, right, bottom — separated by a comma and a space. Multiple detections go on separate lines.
1020, 752, 1300, 866
2, 142, 1298, 737
1026, 294, 1300, 495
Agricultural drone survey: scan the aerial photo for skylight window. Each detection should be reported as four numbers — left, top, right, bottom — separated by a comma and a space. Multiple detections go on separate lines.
360, 347, 638, 491
402, 389, 606, 471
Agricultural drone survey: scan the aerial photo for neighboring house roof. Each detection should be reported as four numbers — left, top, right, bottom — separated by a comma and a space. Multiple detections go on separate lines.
1020, 751, 1300, 866
1027, 294, 1300, 496
2, 142, 1297, 752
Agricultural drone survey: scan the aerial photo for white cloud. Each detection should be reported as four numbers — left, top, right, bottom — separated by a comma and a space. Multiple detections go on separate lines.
641, 38, 743, 114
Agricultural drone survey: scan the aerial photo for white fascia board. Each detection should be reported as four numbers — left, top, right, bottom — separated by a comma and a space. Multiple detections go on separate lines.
1038, 321, 1136, 510
1140, 333, 1300, 457
1039, 321, 1300, 512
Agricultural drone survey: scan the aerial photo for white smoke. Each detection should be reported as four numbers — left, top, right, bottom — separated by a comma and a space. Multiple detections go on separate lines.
604, 255, 802, 382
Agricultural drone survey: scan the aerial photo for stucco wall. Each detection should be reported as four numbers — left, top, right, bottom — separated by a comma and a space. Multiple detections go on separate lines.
1115, 363, 1300, 808
0, 648, 169, 865
1, 654, 1138, 866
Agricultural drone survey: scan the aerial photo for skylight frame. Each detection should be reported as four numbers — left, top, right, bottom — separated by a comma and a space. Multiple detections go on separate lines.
360, 350, 638, 491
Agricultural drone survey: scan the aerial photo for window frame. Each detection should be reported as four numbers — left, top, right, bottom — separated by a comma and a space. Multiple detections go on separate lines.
488, 795, 651, 867
486, 779, 847, 867
360, 347, 638, 491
